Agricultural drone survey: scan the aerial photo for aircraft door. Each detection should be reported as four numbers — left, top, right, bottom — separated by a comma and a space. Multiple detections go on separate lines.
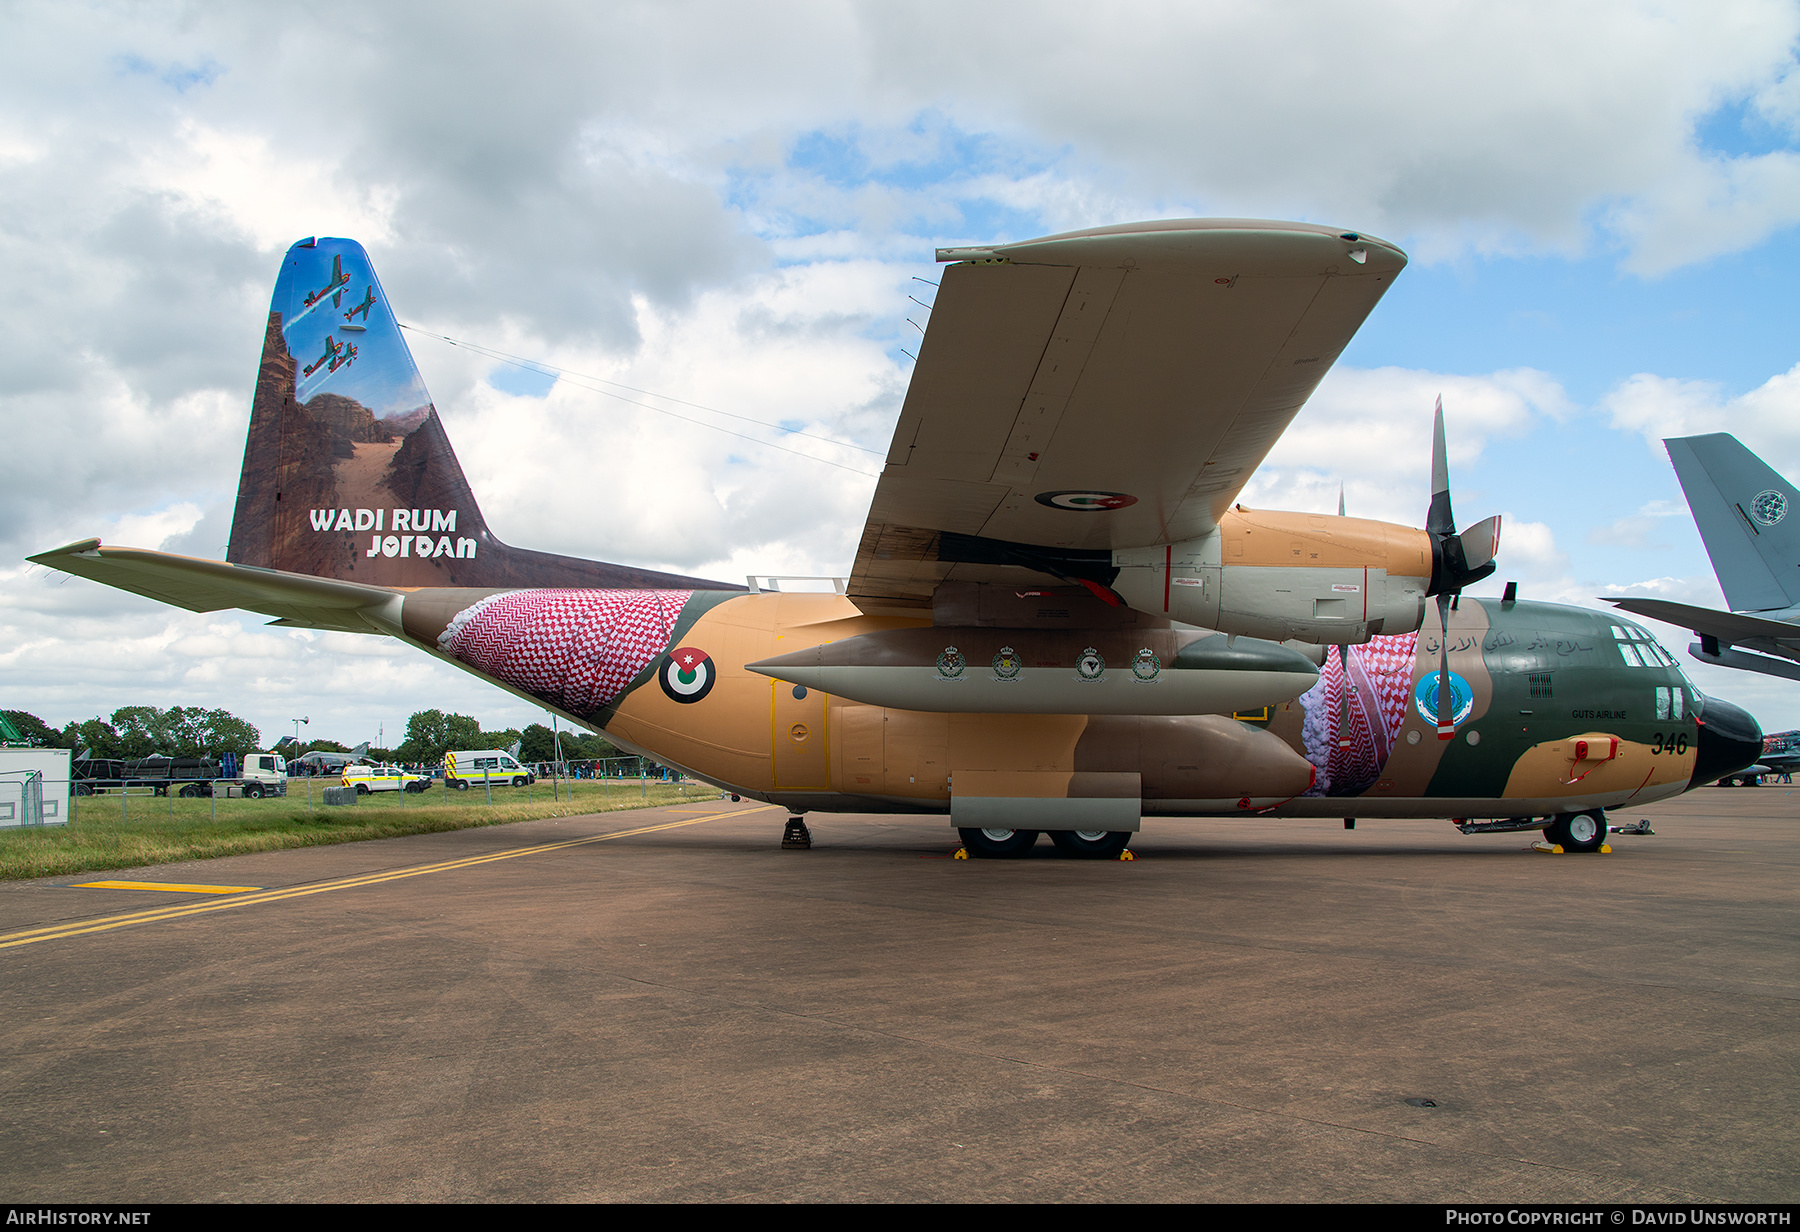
883, 710, 950, 803
771, 678, 830, 789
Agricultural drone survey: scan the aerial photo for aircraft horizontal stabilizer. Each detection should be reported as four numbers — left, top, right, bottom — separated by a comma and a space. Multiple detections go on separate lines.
28, 539, 400, 635
1602, 596, 1800, 646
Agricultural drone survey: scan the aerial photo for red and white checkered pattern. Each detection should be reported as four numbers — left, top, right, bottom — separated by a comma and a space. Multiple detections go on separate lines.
440, 589, 693, 715
1358, 631, 1420, 740
1303, 630, 1421, 795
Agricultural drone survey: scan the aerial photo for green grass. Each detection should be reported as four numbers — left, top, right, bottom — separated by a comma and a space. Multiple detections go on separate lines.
0, 778, 728, 881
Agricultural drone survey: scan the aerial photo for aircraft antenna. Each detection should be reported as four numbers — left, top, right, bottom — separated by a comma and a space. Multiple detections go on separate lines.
399, 324, 884, 461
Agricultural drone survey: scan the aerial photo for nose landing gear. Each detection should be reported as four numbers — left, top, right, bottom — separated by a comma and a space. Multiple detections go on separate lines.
1544, 811, 1608, 853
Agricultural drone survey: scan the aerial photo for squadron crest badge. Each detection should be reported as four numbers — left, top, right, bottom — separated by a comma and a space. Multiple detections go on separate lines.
1131, 647, 1162, 682
1076, 647, 1106, 682
1412, 670, 1474, 729
991, 646, 1022, 681
936, 646, 966, 680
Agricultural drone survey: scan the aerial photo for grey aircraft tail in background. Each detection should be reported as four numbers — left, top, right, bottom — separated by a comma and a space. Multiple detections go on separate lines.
1608, 433, 1800, 683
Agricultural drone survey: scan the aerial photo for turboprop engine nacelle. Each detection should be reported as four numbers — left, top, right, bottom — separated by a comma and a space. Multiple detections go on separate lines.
1111, 510, 1433, 646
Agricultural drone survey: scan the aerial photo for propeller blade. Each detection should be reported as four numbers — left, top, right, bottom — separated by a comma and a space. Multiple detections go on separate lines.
1423, 399, 1501, 596
1457, 515, 1502, 574
1419, 399, 1488, 739
1427, 395, 1454, 537
1435, 592, 1456, 740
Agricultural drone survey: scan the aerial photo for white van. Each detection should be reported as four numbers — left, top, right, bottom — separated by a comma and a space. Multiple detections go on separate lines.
444, 750, 535, 791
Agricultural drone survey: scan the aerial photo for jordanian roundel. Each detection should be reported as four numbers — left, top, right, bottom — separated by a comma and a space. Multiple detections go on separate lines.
1034, 491, 1138, 511
660, 647, 716, 703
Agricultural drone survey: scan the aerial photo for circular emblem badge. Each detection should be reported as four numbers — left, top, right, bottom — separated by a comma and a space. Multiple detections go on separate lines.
1131, 647, 1162, 682
1412, 671, 1474, 728
1752, 490, 1787, 526
937, 646, 966, 679
1076, 646, 1106, 681
659, 646, 716, 704
991, 646, 1022, 680
1033, 491, 1139, 512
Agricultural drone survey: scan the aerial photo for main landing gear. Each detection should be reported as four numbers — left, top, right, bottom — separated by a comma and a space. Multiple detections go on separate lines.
958, 828, 1134, 859
1543, 810, 1608, 854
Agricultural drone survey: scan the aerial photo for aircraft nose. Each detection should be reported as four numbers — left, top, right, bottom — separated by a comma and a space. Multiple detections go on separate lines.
1690, 694, 1764, 789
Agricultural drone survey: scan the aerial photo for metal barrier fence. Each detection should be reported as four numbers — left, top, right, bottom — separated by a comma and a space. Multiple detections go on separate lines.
0, 771, 45, 826
2, 773, 720, 827
527, 756, 682, 780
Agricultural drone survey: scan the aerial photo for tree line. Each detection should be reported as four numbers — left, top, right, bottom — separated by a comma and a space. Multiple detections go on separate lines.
391, 710, 618, 765
5, 707, 261, 760
3, 707, 619, 766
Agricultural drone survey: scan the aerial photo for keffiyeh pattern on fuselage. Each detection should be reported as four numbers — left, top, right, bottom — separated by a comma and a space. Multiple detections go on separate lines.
438, 589, 693, 716
1299, 631, 1419, 796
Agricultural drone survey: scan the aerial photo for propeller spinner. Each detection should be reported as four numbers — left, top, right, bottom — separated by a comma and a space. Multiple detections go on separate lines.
1424, 397, 1502, 739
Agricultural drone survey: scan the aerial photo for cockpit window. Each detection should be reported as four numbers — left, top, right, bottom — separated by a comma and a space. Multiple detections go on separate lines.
1613, 623, 1678, 669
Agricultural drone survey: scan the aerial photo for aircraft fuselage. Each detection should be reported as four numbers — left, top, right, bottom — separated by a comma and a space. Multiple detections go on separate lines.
382, 585, 1740, 826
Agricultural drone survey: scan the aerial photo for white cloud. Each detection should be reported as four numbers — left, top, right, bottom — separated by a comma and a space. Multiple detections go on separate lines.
1244, 366, 1570, 525
1612, 150, 1800, 275
1586, 499, 1693, 549
1602, 361, 1800, 469
1487, 519, 1570, 589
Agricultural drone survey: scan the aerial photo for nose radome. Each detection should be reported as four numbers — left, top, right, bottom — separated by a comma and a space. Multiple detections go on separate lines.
1690, 694, 1763, 789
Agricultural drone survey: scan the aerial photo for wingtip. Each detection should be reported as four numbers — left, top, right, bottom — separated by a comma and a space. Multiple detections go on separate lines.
27, 537, 102, 564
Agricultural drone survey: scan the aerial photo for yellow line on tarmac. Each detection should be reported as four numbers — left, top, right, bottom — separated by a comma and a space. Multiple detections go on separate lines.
3, 804, 777, 951
72, 881, 262, 895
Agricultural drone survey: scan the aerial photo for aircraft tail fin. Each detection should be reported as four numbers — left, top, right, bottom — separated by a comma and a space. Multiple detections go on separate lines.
227, 237, 731, 592
1667, 434, 1800, 612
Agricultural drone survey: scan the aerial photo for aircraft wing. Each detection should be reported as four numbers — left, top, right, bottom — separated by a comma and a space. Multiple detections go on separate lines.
850, 219, 1408, 611
1603, 597, 1800, 646
28, 539, 400, 634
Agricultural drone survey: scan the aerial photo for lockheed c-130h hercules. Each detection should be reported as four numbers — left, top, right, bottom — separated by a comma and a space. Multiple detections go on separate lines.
30, 221, 1763, 858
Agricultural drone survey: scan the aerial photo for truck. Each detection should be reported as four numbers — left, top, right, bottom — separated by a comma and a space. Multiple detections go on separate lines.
71, 751, 290, 798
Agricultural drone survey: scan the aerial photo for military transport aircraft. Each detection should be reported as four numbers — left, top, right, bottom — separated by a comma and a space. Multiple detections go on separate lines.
29, 223, 1763, 858
1608, 434, 1800, 685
